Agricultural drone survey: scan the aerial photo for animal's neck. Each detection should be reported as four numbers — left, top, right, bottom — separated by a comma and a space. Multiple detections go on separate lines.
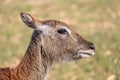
15, 36, 51, 80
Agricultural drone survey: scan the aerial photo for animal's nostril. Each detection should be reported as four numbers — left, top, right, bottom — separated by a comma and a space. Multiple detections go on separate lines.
89, 43, 95, 50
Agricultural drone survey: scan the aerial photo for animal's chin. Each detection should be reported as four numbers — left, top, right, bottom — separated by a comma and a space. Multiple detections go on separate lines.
72, 50, 95, 60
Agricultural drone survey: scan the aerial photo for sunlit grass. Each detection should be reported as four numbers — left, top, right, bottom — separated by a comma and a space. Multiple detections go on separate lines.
0, 0, 119, 80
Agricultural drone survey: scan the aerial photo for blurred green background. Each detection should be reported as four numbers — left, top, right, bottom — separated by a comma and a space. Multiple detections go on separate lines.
0, 0, 120, 80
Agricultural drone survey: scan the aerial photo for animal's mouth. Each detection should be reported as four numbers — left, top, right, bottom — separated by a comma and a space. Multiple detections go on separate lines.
73, 50, 95, 60
79, 50, 95, 58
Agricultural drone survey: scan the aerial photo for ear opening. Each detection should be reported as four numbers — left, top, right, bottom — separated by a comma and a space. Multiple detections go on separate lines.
20, 12, 41, 29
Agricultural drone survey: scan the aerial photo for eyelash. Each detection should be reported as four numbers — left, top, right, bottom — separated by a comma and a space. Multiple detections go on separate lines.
57, 29, 68, 34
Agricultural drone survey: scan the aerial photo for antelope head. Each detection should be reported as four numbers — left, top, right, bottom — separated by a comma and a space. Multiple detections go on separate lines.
20, 12, 95, 63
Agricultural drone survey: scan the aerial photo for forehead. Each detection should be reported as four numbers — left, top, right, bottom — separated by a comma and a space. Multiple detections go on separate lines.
42, 20, 70, 29
35, 20, 73, 35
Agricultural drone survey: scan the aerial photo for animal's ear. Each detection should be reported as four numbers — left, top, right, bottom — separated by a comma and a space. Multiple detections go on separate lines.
20, 12, 41, 29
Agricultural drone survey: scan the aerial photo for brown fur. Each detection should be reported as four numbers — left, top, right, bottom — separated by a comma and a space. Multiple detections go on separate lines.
0, 12, 95, 80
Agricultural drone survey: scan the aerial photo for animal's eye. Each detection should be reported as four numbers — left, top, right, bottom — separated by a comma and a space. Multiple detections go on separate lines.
57, 29, 68, 34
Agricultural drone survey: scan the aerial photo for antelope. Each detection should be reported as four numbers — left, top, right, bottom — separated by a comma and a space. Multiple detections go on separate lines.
0, 12, 95, 80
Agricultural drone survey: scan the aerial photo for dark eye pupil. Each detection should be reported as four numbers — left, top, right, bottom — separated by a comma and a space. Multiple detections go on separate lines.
57, 29, 67, 34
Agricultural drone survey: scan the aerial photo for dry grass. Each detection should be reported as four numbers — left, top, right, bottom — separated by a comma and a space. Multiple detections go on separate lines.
0, 0, 120, 80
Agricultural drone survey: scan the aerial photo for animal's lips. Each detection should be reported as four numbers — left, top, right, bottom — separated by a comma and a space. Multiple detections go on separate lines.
82, 52, 92, 55
78, 50, 95, 57
79, 50, 95, 55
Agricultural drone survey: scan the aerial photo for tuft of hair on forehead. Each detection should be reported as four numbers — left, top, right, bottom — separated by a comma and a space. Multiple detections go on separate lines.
42, 20, 56, 28
42, 19, 71, 28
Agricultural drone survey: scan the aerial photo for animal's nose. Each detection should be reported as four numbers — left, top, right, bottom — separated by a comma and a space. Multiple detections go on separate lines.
88, 43, 95, 50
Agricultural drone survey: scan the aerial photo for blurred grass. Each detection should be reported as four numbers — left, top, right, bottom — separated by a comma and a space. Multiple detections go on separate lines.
0, 0, 120, 80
